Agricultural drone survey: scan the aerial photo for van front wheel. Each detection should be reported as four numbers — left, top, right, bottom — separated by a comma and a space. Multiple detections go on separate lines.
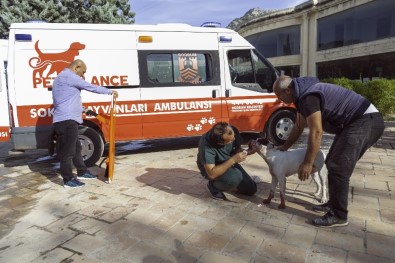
78, 126, 104, 167
265, 110, 296, 145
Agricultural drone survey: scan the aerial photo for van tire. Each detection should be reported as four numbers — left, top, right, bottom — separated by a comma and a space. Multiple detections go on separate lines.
78, 126, 104, 167
265, 110, 296, 145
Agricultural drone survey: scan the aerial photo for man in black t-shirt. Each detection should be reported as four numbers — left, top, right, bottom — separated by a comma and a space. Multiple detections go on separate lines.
273, 75, 384, 227
197, 122, 258, 200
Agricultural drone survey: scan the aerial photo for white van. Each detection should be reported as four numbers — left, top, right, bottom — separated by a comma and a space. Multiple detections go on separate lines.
0, 22, 295, 166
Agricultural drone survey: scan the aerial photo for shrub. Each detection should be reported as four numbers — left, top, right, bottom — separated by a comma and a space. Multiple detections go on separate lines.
323, 77, 363, 91
364, 79, 395, 116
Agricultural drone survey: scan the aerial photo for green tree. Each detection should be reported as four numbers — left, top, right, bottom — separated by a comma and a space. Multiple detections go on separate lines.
0, 0, 135, 38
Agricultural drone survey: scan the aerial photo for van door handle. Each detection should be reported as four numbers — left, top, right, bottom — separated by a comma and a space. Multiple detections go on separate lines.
212, 89, 219, 98
225, 89, 231, 98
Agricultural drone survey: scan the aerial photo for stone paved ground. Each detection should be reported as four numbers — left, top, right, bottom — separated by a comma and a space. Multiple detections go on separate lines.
0, 122, 394, 263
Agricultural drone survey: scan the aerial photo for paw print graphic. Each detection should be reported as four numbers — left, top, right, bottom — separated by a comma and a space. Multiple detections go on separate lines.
208, 117, 216, 125
194, 124, 203, 131
186, 124, 194, 131
200, 117, 208, 125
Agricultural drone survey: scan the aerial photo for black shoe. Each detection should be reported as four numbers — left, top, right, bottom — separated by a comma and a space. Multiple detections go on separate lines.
77, 170, 97, 180
312, 202, 331, 213
207, 181, 226, 200
312, 210, 348, 227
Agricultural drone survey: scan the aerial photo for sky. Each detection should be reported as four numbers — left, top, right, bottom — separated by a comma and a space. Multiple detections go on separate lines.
129, 0, 306, 27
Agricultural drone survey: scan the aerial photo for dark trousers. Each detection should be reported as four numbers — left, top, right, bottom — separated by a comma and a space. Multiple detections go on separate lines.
212, 163, 257, 196
325, 113, 384, 219
53, 120, 87, 183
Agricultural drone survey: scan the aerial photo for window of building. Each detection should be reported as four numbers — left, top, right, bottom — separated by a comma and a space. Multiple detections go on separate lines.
317, 0, 395, 51
276, 65, 300, 78
245, 25, 301, 58
317, 52, 395, 80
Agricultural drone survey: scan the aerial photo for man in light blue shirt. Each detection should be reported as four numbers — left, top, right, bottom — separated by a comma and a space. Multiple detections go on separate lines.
52, 59, 118, 188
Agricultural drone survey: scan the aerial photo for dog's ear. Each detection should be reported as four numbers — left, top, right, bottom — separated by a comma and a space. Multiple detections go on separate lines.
257, 138, 269, 145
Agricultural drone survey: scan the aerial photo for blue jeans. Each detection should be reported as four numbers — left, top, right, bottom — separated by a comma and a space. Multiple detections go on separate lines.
212, 163, 257, 196
326, 112, 384, 219
53, 120, 87, 183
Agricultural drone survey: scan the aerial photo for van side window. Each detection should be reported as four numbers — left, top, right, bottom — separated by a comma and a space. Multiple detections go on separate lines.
228, 49, 277, 92
147, 53, 212, 84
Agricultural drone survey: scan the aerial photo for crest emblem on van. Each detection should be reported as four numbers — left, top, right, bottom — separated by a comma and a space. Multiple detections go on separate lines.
178, 53, 201, 83
29, 40, 86, 88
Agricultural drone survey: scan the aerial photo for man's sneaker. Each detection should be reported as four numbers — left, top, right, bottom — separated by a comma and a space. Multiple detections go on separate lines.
312, 210, 348, 227
77, 170, 97, 180
207, 181, 226, 200
312, 202, 331, 213
64, 179, 85, 188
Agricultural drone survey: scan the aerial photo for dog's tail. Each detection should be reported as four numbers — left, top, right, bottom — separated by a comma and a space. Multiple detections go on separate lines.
34, 40, 43, 57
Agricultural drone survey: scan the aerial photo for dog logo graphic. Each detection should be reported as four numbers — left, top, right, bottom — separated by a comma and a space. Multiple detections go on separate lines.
29, 40, 86, 88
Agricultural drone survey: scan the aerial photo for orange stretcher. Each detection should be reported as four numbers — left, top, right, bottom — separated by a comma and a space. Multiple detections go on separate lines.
85, 94, 117, 182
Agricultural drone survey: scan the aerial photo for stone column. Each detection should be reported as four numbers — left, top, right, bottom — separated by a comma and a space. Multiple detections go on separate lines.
301, 13, 309, 76
308, 10, 318, 76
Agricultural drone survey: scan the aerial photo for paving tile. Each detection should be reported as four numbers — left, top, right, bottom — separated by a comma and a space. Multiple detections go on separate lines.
71, 217, 110, 235
168, 243, 204, 263
185, 230, 230, 251
150, 209, 187, 231
283, 224, 316, 248
305, 244, 347, 263
0, 226, 76, 263
379, 208, 395, 223
46, 213, 86, 232
241, 221, 286, 241
348, 251, 395, 263
153, 224, 196, 249
379, 197, 395, 209
366, 219, 395, 236
176, 213, 218, 232
77, 204, 112, 218
32, 247, 74, 262
62, 232, 108, 255
257, 239, 307, 263
209, 216, 246, 237
348, 206, 380, 221
315, 229, 364, 253
364, 180, 389, 191
99, 206, 137, 223
366, 232, 395, 259
351, 195, 379, 210
223, 231, 263, 261
199, 251, 249, 263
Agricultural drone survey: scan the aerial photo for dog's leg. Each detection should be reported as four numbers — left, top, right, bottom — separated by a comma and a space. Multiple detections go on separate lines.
319, 167, 329, 203
262, 175, 278, 205
312, 172, 322, 198
278, 175, 286, 209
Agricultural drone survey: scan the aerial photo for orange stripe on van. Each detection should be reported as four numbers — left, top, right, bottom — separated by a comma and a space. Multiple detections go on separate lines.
0, 126, 10, 142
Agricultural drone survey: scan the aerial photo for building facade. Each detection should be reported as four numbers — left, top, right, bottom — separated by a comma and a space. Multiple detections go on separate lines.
237, 0, 395, 80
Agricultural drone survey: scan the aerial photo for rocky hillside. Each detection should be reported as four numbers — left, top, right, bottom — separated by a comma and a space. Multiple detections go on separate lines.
227, 7, 275, 30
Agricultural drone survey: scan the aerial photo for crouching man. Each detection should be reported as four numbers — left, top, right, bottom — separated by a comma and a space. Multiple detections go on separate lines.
197, 122, 258, 200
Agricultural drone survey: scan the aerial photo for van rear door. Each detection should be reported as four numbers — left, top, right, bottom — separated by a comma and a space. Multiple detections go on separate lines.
0, 40, 11, 142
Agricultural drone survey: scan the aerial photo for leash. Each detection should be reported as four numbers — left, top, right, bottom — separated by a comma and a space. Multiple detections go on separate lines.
106, 94, 117, 182
84, 94, 117, 182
